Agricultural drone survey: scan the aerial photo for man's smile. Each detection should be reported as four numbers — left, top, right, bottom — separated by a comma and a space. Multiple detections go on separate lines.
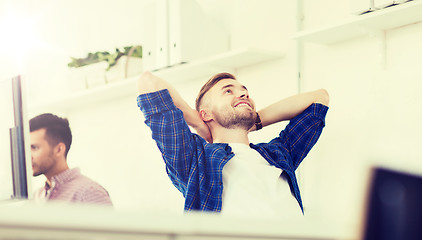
234, 100, 252, 109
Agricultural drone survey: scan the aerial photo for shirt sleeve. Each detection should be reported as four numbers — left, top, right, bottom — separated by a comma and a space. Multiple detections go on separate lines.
278, 103, 328, 170
137, 89, 199, 193
81, 186, 113, 206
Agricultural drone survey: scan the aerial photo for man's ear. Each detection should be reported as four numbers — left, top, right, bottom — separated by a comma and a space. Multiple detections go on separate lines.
200, 109, 213, 122
54, 142, 66, 157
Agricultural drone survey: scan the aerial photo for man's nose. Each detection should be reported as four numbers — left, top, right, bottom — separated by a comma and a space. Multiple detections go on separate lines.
239, 93, 249, 99
239, 92, 249, 99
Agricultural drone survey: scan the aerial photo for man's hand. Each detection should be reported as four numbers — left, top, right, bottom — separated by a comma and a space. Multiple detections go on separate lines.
184, 109, 213, 143
194, 121, 213, 143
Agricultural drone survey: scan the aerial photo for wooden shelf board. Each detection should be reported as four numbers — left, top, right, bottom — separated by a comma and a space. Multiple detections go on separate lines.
292, 1, 422, 45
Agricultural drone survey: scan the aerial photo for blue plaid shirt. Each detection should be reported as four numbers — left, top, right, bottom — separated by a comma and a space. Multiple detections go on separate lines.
137, 89, 328, 213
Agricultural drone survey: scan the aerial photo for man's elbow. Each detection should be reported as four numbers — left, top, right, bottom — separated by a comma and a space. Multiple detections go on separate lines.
316, 88, 329, 106
137, 71, 160, 95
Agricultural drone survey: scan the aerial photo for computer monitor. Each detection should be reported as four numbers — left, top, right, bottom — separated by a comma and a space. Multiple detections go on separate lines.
362, 167, 422, 240
0, 75, 32, 201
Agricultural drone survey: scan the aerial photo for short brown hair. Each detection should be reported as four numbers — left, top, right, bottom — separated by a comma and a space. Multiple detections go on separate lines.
30, 113, 72, 158
195, 72, 236, 111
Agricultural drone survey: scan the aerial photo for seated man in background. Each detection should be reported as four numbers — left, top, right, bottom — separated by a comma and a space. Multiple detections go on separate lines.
30, 113, 113, 206
137, 71, 329, 217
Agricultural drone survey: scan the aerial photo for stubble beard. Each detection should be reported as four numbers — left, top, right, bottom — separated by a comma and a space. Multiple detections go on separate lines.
32, 152, 56, 177
215, 110, 255, 130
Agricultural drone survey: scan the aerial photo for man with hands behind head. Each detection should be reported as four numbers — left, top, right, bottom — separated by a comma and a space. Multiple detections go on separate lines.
137, 72, 328, 217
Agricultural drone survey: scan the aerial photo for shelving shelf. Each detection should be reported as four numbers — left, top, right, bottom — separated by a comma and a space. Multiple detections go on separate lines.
292, 0, 422, 45
29, 48, 283, 112
0, 203, 353, 240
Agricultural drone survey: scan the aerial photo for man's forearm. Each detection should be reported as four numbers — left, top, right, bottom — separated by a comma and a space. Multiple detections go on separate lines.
257, 89, 329, 129
137, 72, 212, 142
137, 72, 188, 109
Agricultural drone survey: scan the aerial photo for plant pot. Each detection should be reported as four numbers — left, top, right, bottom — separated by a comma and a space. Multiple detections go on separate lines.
67, 61, 108, 90
105, 56, 143, 83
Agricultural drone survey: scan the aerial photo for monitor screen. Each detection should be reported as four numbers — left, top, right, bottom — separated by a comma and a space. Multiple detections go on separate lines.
0, 75, 32, 201
363, 167, 422, 240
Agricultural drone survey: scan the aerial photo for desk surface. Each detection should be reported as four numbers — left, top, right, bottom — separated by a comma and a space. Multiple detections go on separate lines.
0, 201, 356, 240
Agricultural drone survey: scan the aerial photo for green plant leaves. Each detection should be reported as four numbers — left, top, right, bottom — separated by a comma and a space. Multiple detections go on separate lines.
68, 45, 142, 70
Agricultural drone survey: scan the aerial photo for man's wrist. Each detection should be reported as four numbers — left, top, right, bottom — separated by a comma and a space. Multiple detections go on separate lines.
255, 112, 263, 131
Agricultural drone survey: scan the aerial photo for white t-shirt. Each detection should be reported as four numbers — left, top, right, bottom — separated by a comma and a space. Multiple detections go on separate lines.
221, 143, 302, 219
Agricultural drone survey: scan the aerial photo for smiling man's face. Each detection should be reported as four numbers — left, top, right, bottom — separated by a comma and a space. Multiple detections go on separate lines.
202, 78, 256, 130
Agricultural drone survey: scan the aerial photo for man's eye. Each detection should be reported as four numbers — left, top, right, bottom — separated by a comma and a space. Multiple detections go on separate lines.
224, 89, 232, 94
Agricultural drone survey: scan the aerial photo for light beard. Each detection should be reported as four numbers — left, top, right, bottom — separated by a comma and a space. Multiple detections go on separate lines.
215, 110, 255, 130
32, 151, 56, 177
32, 168, 43, 177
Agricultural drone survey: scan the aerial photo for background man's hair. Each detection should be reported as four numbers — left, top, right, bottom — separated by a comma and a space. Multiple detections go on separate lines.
29, 113, 72, 157
195, 72, 236, 111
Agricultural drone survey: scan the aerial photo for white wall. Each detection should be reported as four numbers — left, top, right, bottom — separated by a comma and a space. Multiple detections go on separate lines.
301, 21, 422, 229
3, 0, 422, 237
0, 0, 145, 100
65, 96, 185, 213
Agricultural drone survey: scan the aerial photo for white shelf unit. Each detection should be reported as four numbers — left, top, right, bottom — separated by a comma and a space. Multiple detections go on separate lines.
0, 203, 355, 240
29, 48, 283, 112
292, 0, 422, 45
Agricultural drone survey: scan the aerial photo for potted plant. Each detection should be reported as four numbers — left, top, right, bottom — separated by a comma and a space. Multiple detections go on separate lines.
67, 45, 142, 89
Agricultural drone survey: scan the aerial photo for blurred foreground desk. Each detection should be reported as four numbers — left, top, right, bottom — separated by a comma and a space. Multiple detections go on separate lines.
0, 202, 355, 240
